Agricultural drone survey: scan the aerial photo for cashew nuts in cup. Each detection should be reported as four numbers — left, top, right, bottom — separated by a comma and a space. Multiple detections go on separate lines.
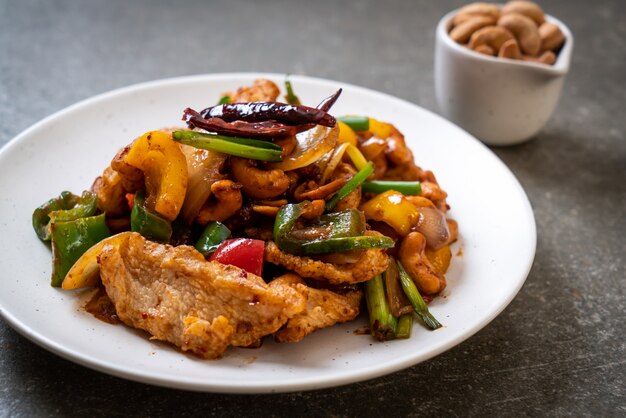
448, 1, 565, 65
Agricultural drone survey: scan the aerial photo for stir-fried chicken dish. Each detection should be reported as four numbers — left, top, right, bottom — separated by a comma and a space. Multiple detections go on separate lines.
33, 79, 458, 359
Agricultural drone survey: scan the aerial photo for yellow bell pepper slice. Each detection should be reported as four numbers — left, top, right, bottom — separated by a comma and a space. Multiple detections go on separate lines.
346, 144, 368, 171
62, 233, 129, 290
368, 118, 393, 139
124, 131, 188, 221
337, 121, 358, 146
361, 190, 419, 236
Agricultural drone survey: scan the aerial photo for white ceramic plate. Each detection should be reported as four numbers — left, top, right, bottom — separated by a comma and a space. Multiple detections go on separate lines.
0, 73, 536, 393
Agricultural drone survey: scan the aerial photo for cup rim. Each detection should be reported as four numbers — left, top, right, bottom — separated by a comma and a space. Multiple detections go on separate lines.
437, 7, 574, 76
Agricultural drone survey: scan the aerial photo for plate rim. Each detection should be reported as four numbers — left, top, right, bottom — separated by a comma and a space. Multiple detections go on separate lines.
0, 72, 537, 393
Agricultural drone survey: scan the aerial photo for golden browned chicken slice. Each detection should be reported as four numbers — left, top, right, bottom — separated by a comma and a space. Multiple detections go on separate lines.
98, 232, 306, 359
264, 232, 389, 285
224, 79, 280, 102
272, 274, 362, 343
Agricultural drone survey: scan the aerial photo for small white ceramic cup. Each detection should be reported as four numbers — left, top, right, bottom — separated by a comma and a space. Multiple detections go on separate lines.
434, 9, 574, 146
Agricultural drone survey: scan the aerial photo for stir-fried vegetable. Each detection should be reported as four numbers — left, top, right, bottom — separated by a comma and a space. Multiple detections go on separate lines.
362, 181, 422, 195
33, 191, 97, 241
201, 99, 337, 127
184, 108, 298, 139
361, 189, 420, 236
284, 79, 301, 105
217, 95, 231, 105
274, 202, 393, 255
62, 234, 126, 290
33, 191, 109, 287
395, 314, 414, 339
337, 121, 358, 146
325, 161, 374, 211
50, 213, 110, 287
269, 124, 338, 171
179, 146, 227, 225
123, 131, 188, 221
209, 238, 265, 276
364, 274, 397, 341
173, 130, 283, 162
130, 190, 172, 243
345, 144, 368, 170
397, 260, 442, 330
337, 115, 369, 132
195, 221, 231, 257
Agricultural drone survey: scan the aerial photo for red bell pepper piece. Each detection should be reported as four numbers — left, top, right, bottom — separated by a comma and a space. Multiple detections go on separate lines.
209, 238, 265, 277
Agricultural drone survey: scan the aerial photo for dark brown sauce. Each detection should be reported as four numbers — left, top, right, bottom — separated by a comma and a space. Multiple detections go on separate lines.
84, 287, 120, 324
353, 326, 370, 335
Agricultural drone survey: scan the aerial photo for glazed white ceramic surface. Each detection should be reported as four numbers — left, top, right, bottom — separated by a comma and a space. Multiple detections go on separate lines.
435, 11, 574, 146
0, 73, 536, 393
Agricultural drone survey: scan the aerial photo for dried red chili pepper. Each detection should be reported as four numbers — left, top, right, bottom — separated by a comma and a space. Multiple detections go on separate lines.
200, 101, 336, 127
183, 108, 297, 138
316, 88, 342, 112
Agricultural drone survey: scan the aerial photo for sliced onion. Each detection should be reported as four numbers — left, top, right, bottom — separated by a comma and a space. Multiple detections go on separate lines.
269, 124, 338, 171
415, 207, 450, 250
384, 258, 413, 317
320, 142, 350, 184
180, 144, 226, 224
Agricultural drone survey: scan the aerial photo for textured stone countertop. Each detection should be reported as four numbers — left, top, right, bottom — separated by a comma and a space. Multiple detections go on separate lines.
0, 0, 623, 416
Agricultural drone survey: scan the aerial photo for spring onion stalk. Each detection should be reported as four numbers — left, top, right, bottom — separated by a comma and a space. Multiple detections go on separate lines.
362, 181, 421, 196
217, 95, 231, 105
395, 314, 414, 339
284, 79, 301, 105
325, 161, 374, 211
173, 131, 282, 162
345, 144, 368, 170
364, 274, 397, 341
397, 260, 443, 330
338, 116, 369, 132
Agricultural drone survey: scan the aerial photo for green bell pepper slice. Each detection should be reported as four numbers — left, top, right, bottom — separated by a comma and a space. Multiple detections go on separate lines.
32, 191, 98, 241
274, 202, 393, 255
49, 213, 111, 287
195, 221, 232, 257
131, 190, 172, 243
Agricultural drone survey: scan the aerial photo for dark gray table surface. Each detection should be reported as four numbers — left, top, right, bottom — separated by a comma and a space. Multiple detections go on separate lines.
1, 0, 624, 416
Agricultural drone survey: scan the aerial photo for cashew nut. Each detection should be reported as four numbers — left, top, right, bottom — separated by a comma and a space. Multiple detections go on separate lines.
498, 38, 522, 59
469, 26, 515, 55
452, 3, 500, 26
92, 166, 130, 216
251, 205, 279, 217
196, 180, 242, 224
230, 157, 290, 199
447, 219, 459, 244
538, 22, 565, 51
398, 232, 446, 295
522, 50, 556, 65
498, 13, 541, 56
384, 126, 414, 166
474, 44, 496, 56
501, 1, 545, 26
450, 15, 497, 44
300, 199, 325, 220
371, 153, 388, 180
293, 178, 346, 201
111, 144, 144, 192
